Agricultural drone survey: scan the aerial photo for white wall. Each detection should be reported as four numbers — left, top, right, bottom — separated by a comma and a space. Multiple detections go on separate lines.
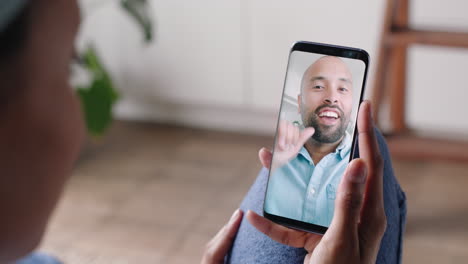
247, 0, 383, 110
408, 0, 468, 137
77, 0, 468, 136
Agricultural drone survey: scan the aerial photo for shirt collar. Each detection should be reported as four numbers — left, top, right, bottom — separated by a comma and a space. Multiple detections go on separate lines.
335, 131, 352, 159
298, 146, 313, 163
298, 131, 352, 162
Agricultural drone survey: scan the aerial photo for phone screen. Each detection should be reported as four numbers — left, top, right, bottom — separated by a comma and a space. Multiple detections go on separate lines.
264, 41, 369, 234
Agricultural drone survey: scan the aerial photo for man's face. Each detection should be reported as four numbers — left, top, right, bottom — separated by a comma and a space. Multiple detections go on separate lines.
298, 56, 353, 144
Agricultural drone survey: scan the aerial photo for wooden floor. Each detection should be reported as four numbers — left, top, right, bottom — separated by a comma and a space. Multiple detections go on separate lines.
39, 121, 468, 263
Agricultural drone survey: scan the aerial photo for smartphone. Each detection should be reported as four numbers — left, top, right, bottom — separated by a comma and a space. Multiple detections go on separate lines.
263, 41, 369, 234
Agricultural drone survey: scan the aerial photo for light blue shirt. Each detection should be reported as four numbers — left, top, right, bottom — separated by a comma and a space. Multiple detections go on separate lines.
264, 133, 352, 227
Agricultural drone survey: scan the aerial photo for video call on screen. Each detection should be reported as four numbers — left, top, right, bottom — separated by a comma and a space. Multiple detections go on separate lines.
264, 51, 366, 228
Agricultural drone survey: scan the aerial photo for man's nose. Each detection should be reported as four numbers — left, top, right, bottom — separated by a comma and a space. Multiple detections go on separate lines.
324, 91, 338, 104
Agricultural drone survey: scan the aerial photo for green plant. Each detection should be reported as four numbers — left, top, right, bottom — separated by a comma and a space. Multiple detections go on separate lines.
75, 0, 153, 137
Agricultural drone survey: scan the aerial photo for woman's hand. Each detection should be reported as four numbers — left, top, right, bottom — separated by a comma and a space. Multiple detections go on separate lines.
201, 209, 243, 264
250, 101, 386, 264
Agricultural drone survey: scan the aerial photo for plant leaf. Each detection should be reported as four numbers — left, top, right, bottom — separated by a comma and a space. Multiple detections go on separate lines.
76, 47, 119, 137
120, 0, 153, 43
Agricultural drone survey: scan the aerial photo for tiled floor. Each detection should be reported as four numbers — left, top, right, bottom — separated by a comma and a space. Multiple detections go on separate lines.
39, 121, 468, 263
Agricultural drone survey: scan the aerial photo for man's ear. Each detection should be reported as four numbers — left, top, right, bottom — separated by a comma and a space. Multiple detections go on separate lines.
297, 94, 302, 114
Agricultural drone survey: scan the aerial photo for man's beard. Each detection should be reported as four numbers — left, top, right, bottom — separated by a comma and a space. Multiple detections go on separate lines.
302, 105, 349, 144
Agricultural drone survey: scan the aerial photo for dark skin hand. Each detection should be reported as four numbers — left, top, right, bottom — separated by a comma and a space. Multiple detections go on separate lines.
201, 209, 243, 264
250, 101, 386, 264
201, 101, 386, 264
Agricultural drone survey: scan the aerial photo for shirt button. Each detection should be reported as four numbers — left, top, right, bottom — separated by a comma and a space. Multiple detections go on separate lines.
310, 188, 316, 195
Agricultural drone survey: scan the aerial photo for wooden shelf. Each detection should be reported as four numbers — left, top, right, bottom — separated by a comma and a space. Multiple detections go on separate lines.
387, 29, 468, 48
372, 0, 468, 162
386, 133, 468, 162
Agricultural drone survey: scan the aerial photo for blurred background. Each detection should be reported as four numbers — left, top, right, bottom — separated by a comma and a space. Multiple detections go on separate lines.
40, 0, 468, 263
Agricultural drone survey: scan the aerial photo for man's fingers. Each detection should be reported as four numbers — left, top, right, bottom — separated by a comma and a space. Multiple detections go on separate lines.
286, 122, 296, 149
292, 124, 299, 147
202, 209, 243, 264
277, 120, 287, 150
286, 121, 293, 149
246, 210, 320, 249
330, 159, 367, 232
298, 127, 315, 147
259, 147, 272, 169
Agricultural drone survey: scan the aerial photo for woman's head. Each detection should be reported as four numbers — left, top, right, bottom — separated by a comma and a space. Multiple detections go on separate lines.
0, 1, 84, 259
0, 0, 84, 151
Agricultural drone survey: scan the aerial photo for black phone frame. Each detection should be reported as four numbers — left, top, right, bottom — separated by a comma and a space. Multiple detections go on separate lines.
263, 41, 370, 235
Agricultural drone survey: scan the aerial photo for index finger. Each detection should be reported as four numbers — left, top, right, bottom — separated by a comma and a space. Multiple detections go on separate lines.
246, 210, 321, 250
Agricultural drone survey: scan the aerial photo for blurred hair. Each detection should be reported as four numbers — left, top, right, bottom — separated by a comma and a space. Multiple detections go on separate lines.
0, 4, 30, 61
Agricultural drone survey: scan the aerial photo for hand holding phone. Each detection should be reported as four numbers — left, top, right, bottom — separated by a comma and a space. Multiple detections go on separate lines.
252, 101, 386, 264
264, 41, 369, 234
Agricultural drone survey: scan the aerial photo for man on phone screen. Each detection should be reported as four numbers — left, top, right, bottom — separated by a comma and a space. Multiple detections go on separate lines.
265, 56, 354, 227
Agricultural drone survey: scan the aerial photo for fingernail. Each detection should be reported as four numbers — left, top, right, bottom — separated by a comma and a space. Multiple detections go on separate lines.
349, 160, 367, 183
229, 209, 240, 223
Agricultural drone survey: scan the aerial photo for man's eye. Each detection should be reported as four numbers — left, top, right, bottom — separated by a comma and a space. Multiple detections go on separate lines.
313, 85, 324, 89
339, 87, 348, 92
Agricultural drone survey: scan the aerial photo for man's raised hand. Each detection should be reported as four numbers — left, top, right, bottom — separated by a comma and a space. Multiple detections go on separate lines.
268, 120, 315, 171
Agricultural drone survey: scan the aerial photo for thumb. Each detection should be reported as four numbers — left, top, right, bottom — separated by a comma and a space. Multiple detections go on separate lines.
297, 127, 315, 147
202, 209, 243, 264
330, 159, 367, 232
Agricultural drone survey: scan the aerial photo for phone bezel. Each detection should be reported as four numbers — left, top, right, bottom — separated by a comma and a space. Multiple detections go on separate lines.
263, 41, 370, 235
